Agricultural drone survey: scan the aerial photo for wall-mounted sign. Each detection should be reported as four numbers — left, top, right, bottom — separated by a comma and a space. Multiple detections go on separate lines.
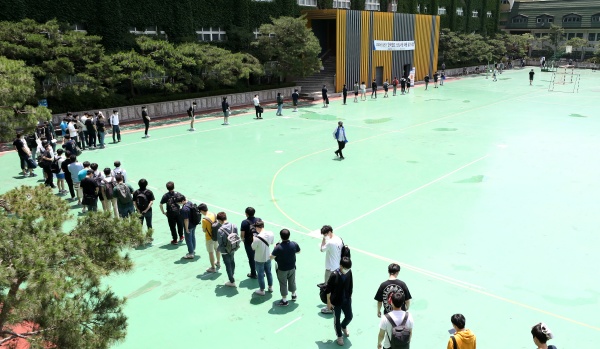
373, 40, 415, 51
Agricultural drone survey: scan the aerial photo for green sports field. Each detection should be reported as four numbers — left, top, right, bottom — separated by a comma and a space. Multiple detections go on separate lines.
1, 67, 598, 349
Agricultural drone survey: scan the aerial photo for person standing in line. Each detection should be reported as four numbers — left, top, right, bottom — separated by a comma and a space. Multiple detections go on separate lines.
441, 71, 446, 86
253, 94, 263, 119
424, 74, 430, 90
60, 148, 74, 199
434, 71, 440, 88
377, 292, 414, 349
271, 229, 300, 306
100, 167, 119, 217
54, 149, 66, 194
67, 155, 84, 206
531, 323, 555, 349
188, 101, 197, 131
276, 93, 284, 116
133, 178, 155, 232
529, 69, 535, 86
383, 79, 389, 97
252, 220, 274, 296
292, 89, 299, 112
375, 263, 412, 317
67, 117, 78, 146
80, 170, 99, 212
13, 132, 34, 177
342, 84, 348, 105
179, 196, 197, 260
113, 174, 134, 218
159, 181, 184, 245
60, 117, 68, 139
360, 81, 367, 101
142, 106, 151, 138
40, 142, 55, 188
322, 85, 329, 108
392, 76, 399, 96
325, 257, 353, 346
353, 82, 359, 103
222, 97, 230, 125
333, 121, 348, 160
447, 314, 477, 349
200, 203, 221, 273
216, 211, 238, 287
241, 207, 260, 279
371, 79, 378, 99
79, 114, 88, 150
406, 76, 411, 94
85, 114, 96, 148
96, 112, 106, 148
112, 161, 128, 183
110, 110, 121, 143
320, 224, 343, 315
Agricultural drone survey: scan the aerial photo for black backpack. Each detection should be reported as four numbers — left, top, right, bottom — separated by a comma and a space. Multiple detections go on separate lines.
385, 312, 411, 349
187, 202, 201, 226
136, 190, 150, 211
115, 183, 133, 205
50, 157, 61, 174
167, 192, 182, 214
340, 239, 351, 261
103, 178, 116, 200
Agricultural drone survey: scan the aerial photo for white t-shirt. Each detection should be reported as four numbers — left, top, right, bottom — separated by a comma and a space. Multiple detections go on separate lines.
379, 310, 414, 348
321, 235, 343, 271
111, 167, 128, 183
68, 123, 78, 137
252, 230, 274, 263
110, 113, 120, 126
253, 97, 260, 106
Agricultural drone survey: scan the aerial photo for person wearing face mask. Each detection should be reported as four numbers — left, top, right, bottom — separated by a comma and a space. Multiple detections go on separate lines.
324, 257, 353, 346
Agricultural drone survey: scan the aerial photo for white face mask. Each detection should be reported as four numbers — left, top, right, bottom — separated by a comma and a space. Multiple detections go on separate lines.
341, 268, 350, 274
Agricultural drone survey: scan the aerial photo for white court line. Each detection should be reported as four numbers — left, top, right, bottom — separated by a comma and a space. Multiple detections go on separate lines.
334, 154, 490, 231
274, 316, 302, 333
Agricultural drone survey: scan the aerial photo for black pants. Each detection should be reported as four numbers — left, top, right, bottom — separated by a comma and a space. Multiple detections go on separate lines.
88, 132, 96, 147
65, 175, 75, 198
343, 93, 347, 104
143, 120, 150, 135
112, 125, 121, 142
43, 165, 54, 187
333, 299, 353, 338
140, 209, 152, 229
255, 106, 262, 118
336, 141, 346, 158
244, 242, 256, 277
167, 212, 183, 241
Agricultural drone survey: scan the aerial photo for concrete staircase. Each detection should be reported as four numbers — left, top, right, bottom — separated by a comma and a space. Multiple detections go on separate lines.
295, 56, 336, 96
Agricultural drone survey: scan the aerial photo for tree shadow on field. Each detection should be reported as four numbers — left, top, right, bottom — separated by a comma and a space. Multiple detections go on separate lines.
215, 285, 238, 297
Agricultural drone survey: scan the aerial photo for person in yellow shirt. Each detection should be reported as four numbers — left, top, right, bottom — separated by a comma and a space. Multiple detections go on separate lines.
447, 314, 476, 349
200, 203, 221, 273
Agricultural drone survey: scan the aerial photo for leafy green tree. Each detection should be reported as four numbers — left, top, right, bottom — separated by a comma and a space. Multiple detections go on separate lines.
565, 37, 588, 61
253, 15, 321, 80
547, 24, 565, 57
0, 57, 52, 142
501, 33, 534, 59
110, 49, 164, 97
0, 186, 152, 348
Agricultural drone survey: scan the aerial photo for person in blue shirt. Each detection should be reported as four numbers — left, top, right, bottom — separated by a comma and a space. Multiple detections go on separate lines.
333, 121, 348, 160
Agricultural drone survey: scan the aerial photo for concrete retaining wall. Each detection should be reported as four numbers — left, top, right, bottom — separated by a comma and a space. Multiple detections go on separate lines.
52, 86, 301, 124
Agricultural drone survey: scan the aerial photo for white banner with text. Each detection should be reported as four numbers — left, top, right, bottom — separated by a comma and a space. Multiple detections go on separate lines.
373, 40, 415, 51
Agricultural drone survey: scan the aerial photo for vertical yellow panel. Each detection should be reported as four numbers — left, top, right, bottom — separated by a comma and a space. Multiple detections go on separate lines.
372, 12, 393, 82
360, 11, 371, 85
432, 15, 440, 73
414, 15, 432, 81
336, 10, 347, 92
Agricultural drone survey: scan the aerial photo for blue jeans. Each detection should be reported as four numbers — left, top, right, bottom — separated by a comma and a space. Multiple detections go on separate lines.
98, 132, 105, 148
222, 253, 235, 283
255, 260, 273, 290
277, 104, 283, 115
118, 204, 134, 218
185, 226, 196, 255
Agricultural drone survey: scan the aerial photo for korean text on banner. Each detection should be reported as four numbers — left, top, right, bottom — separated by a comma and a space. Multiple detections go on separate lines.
373, 40, 416, 51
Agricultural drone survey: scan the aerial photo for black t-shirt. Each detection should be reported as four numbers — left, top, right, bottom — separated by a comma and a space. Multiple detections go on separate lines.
425, 76, 430, 82
321, 88, 327, 98
96, 119, 105, 132
62, 140, 76, 155
240, 216, 260, 244
372, 82, 377, 89
374, 279, 412, 313
271, 240, 301, 271
85, 118, 96, 133
80, 177, 98, 196
13, 138, 28, 157
529, 71, 534, 79
160, 191, 181, 214
61, 158, 72, 175
142, 110, 148, 120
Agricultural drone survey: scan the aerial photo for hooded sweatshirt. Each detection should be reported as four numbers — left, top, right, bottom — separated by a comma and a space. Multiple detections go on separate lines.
447, 329, 476, 349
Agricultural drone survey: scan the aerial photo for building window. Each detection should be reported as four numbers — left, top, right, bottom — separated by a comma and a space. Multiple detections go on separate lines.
563, 14, 582, 23
129, 26, 164, 35
536, 16, 553, 23
196, 27, 226, 42
576, 33, 583, 38
333, 0, 350, 8
548, 18, 553, 22
456, 7, 463, 16
567, 33, 575, 40
511, 16, 527, 24
438, 7, 446, 15
472, 10, 478, 18
588, 33, 596, 41
592, 14, 600, 22
297, 0, 317, 6
487, 11, 492, 18
365, 0, 380, 11
253, 29, 276, 40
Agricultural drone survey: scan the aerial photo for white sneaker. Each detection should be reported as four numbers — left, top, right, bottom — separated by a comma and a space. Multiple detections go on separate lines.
190, 128, 195, 131
183, 253, 194, 259
254, 289, 265, 296
267, 287, 273, 293
224, 281, 236, 287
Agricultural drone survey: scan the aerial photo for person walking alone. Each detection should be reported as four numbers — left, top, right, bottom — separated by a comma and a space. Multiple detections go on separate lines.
353, 82, 359, 103
222, 97, 230, 125
342, 84, 348, 105
276, 93, 284, 116
322, 85, 329, 108
333, 121, 348, 160
292, 89, 299, 112
110, 110, 121, 143
142, 106, 151, 138
371, 79, 378, 99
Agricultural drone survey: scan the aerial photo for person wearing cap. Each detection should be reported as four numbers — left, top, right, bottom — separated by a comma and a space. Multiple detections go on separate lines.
447, 314, 476, 349
333, 121, 348, 160
141, 106, 151, 138
110, 110, 121, 143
